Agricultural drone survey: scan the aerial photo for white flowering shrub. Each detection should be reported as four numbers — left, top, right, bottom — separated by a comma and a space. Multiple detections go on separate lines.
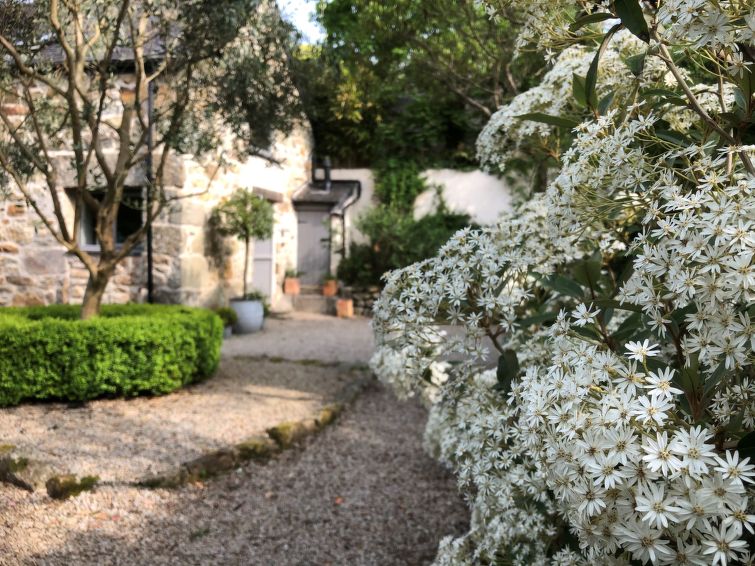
373, 1, 755, 564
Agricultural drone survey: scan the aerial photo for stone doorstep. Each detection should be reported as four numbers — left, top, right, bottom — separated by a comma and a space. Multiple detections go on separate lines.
0, 373, 374, 498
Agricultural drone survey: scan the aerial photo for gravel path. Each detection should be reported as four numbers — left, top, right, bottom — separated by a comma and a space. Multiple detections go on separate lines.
222, 313, 374, 364
0, 383, 468, 565
0, 358, 362, 483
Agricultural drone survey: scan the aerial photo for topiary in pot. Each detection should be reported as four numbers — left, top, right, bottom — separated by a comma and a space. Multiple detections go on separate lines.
212, 190, 274, 333
214, 307, 238, 338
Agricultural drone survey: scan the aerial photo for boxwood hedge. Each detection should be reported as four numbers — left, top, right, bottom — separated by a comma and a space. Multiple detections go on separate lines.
0, 304, 223, 407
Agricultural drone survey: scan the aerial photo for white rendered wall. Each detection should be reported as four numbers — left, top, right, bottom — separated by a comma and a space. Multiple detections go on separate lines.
415, 169, 512, 225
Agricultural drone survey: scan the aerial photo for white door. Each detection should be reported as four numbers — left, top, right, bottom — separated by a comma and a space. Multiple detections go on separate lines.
252, 237, 275, 299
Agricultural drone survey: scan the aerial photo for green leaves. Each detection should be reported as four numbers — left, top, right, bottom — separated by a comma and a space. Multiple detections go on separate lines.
585, 24, 622, 112
0, 305, 222, 406
569, 12, 616, 32
737, 432, 755, 460
212, 189, 274, 242
572, 73, 591, 108
543, 274, 584, 299
642, 88, 687, 107
612, 0, 649, 42
515, 112, 579, 129
571, 251, 602, 291
625, 53, 646, 77
496, 350, 520, 394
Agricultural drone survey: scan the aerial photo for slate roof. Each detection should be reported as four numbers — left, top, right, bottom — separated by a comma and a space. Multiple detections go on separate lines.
292, 181, 359, 207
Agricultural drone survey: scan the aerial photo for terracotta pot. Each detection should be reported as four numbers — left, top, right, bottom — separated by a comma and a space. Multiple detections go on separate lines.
322, 279, 338, 297
283, 277, 300, 295
336, 298, 354, 319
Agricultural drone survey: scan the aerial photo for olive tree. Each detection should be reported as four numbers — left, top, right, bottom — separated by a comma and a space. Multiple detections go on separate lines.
0, 0, 300, 318
211, 190, 274, 298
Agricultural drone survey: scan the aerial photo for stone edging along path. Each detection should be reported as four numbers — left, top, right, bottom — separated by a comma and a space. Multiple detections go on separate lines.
138, 375, 370, 489
0, 357, 372, 500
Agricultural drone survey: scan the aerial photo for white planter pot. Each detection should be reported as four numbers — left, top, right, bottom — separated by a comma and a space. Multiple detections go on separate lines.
230, 299, 264, 334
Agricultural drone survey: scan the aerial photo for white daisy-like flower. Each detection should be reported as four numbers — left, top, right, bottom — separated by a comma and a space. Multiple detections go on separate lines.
571, 303, 600, 327
644, 367, 683, 399
714, 451, 755, 486
631, 395, 674, 428
635, 482, 683, 529
625, 339, 661, 362
701, 522, 748, 565
670, 426, 717, 479
642, 431, 683, 476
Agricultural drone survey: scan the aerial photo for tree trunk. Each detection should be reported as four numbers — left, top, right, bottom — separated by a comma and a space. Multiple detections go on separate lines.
80, 271, 111, 320
242, 236, 250, 298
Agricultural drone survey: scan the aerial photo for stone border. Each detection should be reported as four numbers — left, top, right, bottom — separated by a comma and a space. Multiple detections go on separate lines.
0, 363, 372, 498
137, 377, 370, 489
0, 444, 100, 500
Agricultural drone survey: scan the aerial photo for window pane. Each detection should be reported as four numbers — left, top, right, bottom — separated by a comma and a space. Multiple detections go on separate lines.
81, 203, 97, 246
116, 193, 144, 244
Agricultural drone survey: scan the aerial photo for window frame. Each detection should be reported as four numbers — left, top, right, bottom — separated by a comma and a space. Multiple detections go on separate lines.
68, 187, 146, 255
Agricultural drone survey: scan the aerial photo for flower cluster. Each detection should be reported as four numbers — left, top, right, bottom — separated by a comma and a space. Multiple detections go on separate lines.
373, 1, 755, 564
658, 1, 755, 50
519, 316, 755, 565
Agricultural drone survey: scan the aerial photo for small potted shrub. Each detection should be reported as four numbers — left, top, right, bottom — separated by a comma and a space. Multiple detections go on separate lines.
283, 268, 301, 295
322, 273, 338, 297
214, 307, 238, 338
212, 189, 274, 333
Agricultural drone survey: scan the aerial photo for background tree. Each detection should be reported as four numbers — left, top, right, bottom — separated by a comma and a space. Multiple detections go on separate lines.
0, 0, 300, 318
294, 0, 539, 168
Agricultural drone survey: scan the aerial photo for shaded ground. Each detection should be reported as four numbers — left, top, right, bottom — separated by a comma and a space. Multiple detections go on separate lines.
0, 383, 468, 565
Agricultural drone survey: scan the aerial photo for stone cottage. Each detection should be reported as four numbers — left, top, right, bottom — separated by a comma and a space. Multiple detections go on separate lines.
0, 121, 314, 312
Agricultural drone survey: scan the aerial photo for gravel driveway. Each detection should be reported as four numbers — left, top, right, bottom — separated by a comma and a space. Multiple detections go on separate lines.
222, 312, 374, 364
0, 358, 364, 483
0, 383, 468, 565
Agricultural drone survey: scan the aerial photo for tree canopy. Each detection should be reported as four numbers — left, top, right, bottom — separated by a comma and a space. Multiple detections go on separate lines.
295, 0, 540, 168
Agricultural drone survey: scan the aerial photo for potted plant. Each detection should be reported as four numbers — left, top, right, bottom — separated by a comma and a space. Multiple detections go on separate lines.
212, 189, 274, 333
214, 306, 238, 338
322, 273, 338, 297
284, 268, 302, 295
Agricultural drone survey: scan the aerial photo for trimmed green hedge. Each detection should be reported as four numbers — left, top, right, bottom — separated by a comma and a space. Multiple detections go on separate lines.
0, 304, 223, 407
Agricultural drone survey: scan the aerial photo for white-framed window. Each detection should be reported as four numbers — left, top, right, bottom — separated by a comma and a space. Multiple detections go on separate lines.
69, 187, 145, 252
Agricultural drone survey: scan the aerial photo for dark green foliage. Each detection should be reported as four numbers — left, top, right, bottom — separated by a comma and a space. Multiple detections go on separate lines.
0, 305, 223, 407
296, 0, 539, 167
213, 306, 238, 327
373, 160, 427, 212
338, 162, 472, 287
337, 206, 472, 287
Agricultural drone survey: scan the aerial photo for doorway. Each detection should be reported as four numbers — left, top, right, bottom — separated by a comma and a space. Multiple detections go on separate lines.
296, 205, 331, 286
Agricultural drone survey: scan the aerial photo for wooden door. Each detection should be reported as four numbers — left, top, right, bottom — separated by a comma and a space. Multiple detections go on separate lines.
296, 207, 331, 286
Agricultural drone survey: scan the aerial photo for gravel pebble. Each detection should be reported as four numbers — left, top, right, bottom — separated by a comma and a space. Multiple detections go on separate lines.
0, 383, 468, 565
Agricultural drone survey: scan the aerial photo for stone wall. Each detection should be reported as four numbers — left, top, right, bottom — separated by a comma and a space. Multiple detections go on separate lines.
0, 190, 144, 308
342, 286, 381, 317
0, 123, 313, 311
